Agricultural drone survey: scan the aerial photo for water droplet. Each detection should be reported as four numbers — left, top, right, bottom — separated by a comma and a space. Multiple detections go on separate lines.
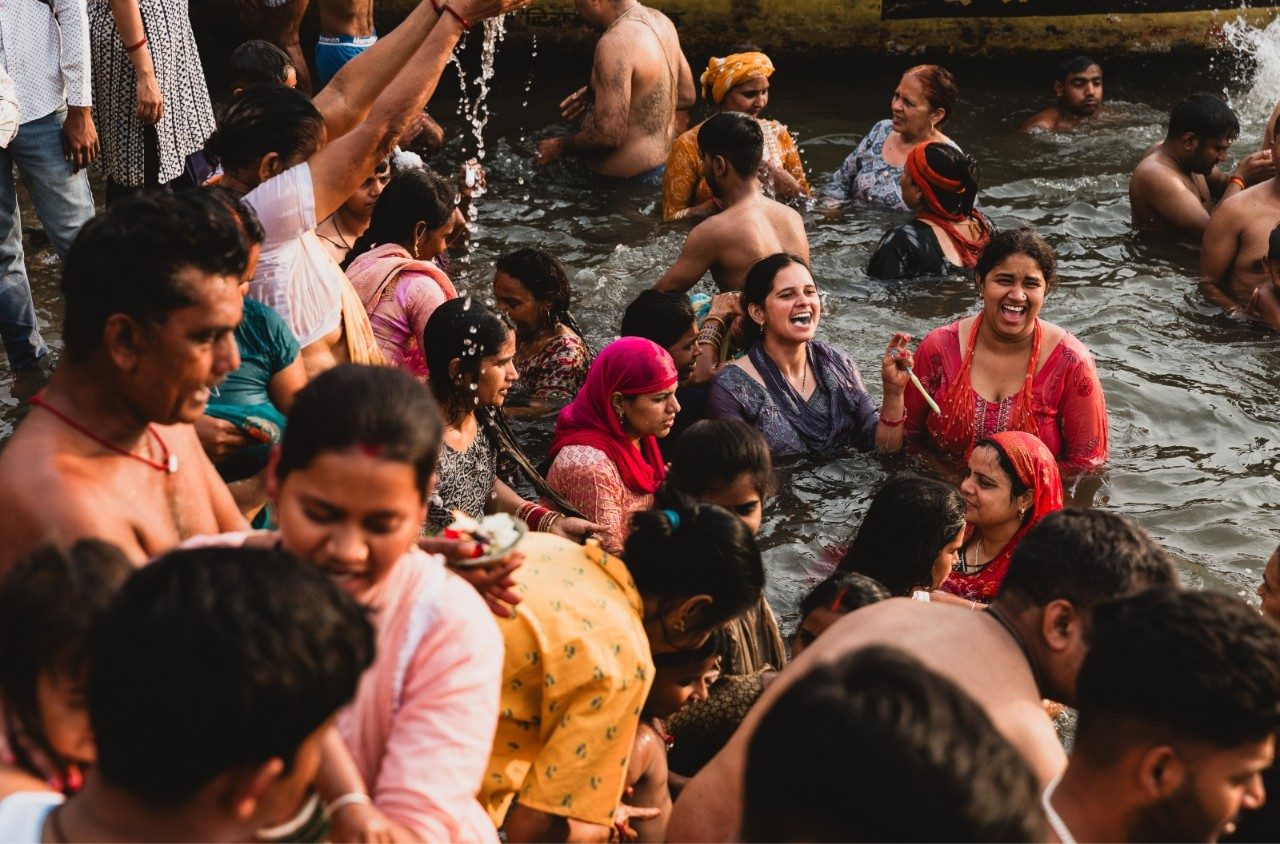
469, 326, 478, 333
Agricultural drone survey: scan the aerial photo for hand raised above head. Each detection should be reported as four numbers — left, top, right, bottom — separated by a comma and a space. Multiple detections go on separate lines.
451, 0, 533, 26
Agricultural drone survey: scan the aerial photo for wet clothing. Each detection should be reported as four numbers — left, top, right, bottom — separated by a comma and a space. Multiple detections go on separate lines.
662, 117, 808, 220
315, 32, 377, 88
0, 792, 61, 842
427, 430, 496, 533
507, 332, 591, 413
867, 219, 956, 279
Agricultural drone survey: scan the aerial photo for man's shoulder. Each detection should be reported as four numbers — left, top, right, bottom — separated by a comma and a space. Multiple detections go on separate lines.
1019, 107, 1059, 132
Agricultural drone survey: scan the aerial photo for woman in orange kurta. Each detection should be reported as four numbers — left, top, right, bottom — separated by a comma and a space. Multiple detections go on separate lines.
662, 52, 811, 221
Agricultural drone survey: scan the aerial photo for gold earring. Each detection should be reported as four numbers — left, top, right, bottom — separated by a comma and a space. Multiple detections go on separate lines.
412, 240, 420, 260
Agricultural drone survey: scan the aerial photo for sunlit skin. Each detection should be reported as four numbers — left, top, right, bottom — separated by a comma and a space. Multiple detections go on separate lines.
959, 446, 1032, 560
269, 450, 428, 602
492, 272, 543, 338
720, 76, 769, 119
1136, 737, 1274, 842
890, 72, 944, 144
1191, 134, 1236, 177
666, 322, 700, 384
978, 254, 1047, 344
613, 387, 680, 441
472, 332, 519, 409
698, 472, 764, 536
644, 653, 721, 718
344, 163, 391, 223
750, 263, 821, 345
36, 671, 95, 770
1058, 66, 1103, 116
1256, 547, 1280, 621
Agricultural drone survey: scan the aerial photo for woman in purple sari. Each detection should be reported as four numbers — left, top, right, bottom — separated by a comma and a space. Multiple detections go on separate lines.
708, 253, 914, 458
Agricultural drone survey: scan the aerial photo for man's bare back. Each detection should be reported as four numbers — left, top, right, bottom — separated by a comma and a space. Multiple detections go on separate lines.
1130, 147, 1216, 240
0, 415, 245, 574
665, 599, 1066, 842
318, 0, 374, 38
1199, 180, 1280, 309
656, 194, 809, 293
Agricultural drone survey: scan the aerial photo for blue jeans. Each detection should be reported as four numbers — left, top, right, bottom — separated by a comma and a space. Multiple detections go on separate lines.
0, 108, 94, 369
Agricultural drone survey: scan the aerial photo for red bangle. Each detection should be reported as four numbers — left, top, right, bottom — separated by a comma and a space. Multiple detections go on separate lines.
879, 410, 906, 427
1230, 175, 1247, 191
124, 36, 148, 53
430, 0, 470, 29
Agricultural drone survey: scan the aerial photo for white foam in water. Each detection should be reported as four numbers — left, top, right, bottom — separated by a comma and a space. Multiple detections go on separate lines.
1223, 15, 1280, 136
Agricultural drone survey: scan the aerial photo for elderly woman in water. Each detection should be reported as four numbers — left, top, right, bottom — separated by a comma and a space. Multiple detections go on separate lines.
662, 50, 811, 221
708, 253, 914, 458
903, 227, 1109, 475
824, 64, 960, 210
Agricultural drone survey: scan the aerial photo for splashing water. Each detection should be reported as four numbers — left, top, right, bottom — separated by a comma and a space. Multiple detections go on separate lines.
1222, 15, 1280, 138
454, 14, 507, 162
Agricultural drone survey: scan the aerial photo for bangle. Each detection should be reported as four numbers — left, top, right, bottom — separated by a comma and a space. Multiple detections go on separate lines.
436, 0, 471, 29
323, 792, 372, 821
1230, 175, 1247, 190
517, 501, 539, 524
124, 36, 148, 53
521, 504, 549, 529
878, 410, 906, 427
696, 323, 724, 348
702, 316, 726, 330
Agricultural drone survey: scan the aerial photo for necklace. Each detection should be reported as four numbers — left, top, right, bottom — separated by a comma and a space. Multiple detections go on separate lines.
30, 393, 178, 474
605, 2, 641, 32
318, 212, 354, 250
1041, 776, 1077, 844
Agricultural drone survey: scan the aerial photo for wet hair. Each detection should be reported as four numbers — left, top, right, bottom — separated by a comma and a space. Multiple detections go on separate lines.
739, 252, 810, 348
89, 546, 373, 807
204, 85, 325, 178
1058, 54, 1100, 80
974, 437, 1030, 502
1167, 93, 1240, 142
998, 509, 1179, 612
276, 364, 445, 495
0, 541, 132, 791
838, 475, 966, 598
903, 64, 960, 125
227, 39, 294, 93
342, 166, 453, 270
495, 248, 583, 336
620, 289, 696, 350
651, 628, 725, 670
662, 419, 776, 501
62, 191, 249, 362
204, 185, 265, 245
425, 297, 514, 420
625, 495, 765, 635
799, 571, 890, 621
974, 225, 1058, 293
920, 143, 980, 215
1076, 588, 1280, 763
743, 646, 1045, 842
697, 111, 763, 178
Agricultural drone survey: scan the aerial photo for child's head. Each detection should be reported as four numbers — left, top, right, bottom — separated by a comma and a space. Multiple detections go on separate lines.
270, 365, 444, 598
0, 540, 133, 790
645, 629, 724, 719
661, 420, 775, 536
228, 40, 297, 96
792, 572, 889, 660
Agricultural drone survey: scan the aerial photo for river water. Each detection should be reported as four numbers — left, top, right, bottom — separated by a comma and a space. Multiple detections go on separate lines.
9, 19, 1280, 631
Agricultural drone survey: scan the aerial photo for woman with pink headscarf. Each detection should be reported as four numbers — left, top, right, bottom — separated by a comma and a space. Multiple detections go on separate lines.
662, 50, 811, 221
544, 337, 681, 554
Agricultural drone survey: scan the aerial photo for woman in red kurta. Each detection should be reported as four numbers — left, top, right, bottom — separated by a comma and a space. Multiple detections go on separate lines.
902, 227, 1108, 475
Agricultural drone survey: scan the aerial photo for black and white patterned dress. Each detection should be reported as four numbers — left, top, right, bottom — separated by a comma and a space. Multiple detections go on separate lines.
87, 0, 215, 187
427, 431, 498, 533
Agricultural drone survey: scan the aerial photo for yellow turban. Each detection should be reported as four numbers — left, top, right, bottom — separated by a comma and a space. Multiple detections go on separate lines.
700, 52, 775, 106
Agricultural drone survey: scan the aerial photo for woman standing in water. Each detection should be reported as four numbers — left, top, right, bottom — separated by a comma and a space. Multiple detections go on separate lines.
903, 227, 1109, 475
942, 432, 1063, 603
545, 338, 681, 555
423, 298, 600, 540
662, 50, 811, 221
491, 248, 591, 420
343, 167, 460, 379
867, 142, 992, 279
708, 253, 914, 458
824, 64, 959, 210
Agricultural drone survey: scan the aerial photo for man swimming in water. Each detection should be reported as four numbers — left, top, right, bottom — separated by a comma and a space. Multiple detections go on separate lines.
1130, 93, 1274, 242
666, 510, 1178, 842
1019, 55, 1104, 133
1198, 130, 1280, 315
654, 113, 808, 293
534, 0, 695, 181
0, 192, 249, 573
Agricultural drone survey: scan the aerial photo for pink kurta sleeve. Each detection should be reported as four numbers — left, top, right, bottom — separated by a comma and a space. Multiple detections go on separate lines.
397, 270, 450, 350
904, 325, 953, 448
1050, 336, 1109, 475
371, 575, 504, 842
545, 446, 631, 555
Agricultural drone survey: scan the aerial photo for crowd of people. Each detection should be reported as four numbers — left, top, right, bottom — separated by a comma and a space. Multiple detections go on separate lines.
1, 0, 1280, 840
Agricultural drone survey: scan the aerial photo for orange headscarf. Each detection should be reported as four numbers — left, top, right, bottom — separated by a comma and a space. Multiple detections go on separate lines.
904, 142, 990, 269
700, 52, 775, 105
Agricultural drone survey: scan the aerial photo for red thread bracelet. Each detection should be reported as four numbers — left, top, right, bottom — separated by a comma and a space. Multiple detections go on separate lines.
430, 0, 471, 30
878, 410, 906, 427
124, 36, 148, 53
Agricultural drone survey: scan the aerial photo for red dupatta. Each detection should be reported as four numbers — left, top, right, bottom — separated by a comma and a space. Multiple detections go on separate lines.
941, 431, 1064, 602
549, 337, 678, 495
926, 312, 1042, 462
905, 142, 991, 269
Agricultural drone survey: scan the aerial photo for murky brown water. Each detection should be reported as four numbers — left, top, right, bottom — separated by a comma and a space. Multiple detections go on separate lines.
9, 26, 1280, 629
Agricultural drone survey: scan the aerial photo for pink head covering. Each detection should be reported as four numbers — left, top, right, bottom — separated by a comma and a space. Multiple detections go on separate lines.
550, 337, 679, 495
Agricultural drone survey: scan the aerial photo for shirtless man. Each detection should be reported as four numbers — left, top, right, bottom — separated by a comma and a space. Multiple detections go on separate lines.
1020, 55, 1104, 133
534, 0, 695, 181
1130, 93, 1274, 242
0, 192, 248, 573
665, 509, 1179, 842
654, 112, 808, 293
1199, 130, 1280, 314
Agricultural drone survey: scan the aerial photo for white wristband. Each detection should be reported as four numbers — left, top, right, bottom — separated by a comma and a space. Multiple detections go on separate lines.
323, 792, 373, 821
